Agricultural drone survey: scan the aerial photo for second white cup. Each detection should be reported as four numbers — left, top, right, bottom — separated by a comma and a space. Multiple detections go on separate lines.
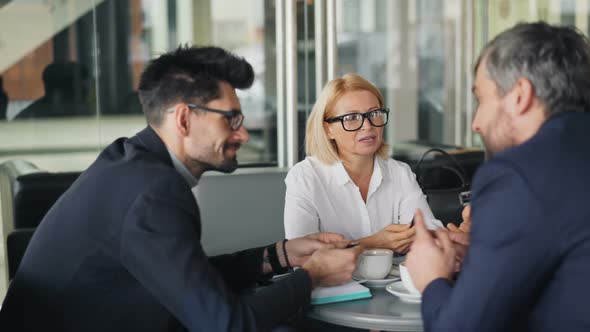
399, 262, 420, 295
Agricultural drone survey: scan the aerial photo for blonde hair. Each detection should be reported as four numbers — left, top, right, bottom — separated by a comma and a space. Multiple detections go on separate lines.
305, 73, 390, 164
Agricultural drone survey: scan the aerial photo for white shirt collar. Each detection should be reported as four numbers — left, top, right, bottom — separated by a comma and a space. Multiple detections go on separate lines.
331, 161, 351, 186
167, 150, 199, 189
330, 157, 387, 187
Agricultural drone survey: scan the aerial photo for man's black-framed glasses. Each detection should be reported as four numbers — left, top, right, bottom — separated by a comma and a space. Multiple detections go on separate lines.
186, 103, 244, 130
324, 108, 390, 132
186, 104, 244, 130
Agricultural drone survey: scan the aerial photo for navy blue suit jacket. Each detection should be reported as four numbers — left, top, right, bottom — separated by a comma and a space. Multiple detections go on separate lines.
0, 127, 311, 331
421, 111, 590, 331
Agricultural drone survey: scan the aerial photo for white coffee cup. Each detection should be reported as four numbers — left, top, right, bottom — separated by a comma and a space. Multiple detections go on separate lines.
356, 249, 393, 280
399, 262, 420, 295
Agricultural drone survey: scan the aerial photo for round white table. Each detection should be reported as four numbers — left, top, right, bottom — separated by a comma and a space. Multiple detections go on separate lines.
308, 285, 424, 332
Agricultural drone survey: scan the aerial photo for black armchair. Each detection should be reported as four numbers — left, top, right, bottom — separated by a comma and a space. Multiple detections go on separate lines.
0, 160, 80, 280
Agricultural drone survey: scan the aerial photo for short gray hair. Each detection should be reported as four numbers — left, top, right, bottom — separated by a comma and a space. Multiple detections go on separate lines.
475, 22, 590, 116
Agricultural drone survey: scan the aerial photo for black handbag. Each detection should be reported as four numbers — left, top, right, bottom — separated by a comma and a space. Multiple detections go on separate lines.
414, 148, 471, 226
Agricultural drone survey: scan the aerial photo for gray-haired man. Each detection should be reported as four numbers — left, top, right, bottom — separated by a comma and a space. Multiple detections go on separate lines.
407, 22, 590, 331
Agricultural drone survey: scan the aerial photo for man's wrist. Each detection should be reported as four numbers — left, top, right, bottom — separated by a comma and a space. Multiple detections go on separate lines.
266, 242, 288, 275
262, 247, 272, 274
276, 240, 288, 268
276, 240, 295, 268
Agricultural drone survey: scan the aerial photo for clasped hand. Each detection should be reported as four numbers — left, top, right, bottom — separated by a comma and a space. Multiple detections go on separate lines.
286, 232, 364, 288
406, 206, 472, 292
284, 232, 346, 267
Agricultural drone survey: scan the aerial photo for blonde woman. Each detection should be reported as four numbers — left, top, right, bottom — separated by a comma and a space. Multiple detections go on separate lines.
284, 73, 442, 253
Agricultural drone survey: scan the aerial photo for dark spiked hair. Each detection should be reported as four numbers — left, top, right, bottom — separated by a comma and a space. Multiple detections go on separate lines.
138, 46, 254, 126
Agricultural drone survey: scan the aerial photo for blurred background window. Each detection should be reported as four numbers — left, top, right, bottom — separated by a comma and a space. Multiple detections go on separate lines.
0, 0, 589, 170
0, 0, 277, 171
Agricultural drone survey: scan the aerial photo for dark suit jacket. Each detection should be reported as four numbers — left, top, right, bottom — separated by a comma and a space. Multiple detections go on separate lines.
421, 111, 590, 331
0, 127, 311, 331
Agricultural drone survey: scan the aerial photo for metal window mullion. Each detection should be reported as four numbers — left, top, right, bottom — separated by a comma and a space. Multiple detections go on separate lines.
326, 0, 337, 81
285, 0, 298, 167
315, 0, 327, 97
385, 0, 396, 150
91, 0, 102, 150
454, 1, 463, 146
176, 0, 194, 44
276, 0, 286, 168
465, 0, 474, 146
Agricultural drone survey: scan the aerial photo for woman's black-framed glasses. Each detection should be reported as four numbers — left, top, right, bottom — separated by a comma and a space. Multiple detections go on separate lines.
324, 108, 390, 132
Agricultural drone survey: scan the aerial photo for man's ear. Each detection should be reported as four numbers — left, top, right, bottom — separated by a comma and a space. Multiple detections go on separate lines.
173, 104, 191, 137
513, 78, 535, 116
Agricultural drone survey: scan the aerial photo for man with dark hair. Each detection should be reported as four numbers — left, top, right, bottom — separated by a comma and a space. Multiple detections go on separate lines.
0, 46, 362, 331
406, 22, 590, 331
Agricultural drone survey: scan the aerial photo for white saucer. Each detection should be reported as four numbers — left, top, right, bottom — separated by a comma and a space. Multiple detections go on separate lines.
352, 265, 400, 287
385, 281, 422, 303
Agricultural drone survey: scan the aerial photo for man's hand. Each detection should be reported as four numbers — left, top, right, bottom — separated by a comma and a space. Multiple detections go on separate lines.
304, 232, 346, 244
444, 206, 472, 271
447, 205, 471, 233
361, 223, 416, 253
302, 242, 363, 288
406, 209, 456, 292
449, 230, 470, 272
283, 232, 346, 267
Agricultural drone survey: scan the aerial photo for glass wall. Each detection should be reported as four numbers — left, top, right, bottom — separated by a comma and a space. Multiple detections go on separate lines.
0, 0, 277, 171
2, 0, 590, 172
334, 0, 471, 151
296, 0, 316, 161
471, 0, 590, 147
0, 0, 103, 171
333, 0, 590, 151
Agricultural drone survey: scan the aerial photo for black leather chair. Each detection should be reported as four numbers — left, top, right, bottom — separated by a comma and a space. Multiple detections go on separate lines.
12, 171, 80, 229
1, 160, 80, 280
6, 228, 35, 279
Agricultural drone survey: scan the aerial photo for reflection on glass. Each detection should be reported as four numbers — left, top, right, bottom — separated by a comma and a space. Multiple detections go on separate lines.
0, 0, 101, 171
2, 0, 588, 170
15, 62, 94, 119
0, 0, 277, 170
0, 76, 7, 120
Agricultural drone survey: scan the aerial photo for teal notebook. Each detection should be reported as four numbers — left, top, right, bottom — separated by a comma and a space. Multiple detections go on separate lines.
311, 281, 372, 305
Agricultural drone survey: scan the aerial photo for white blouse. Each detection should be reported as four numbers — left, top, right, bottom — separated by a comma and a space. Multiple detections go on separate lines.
284, 156, 442, 240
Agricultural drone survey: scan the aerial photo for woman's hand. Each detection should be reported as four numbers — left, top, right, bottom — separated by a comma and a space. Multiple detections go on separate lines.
359, 223, 416, 253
